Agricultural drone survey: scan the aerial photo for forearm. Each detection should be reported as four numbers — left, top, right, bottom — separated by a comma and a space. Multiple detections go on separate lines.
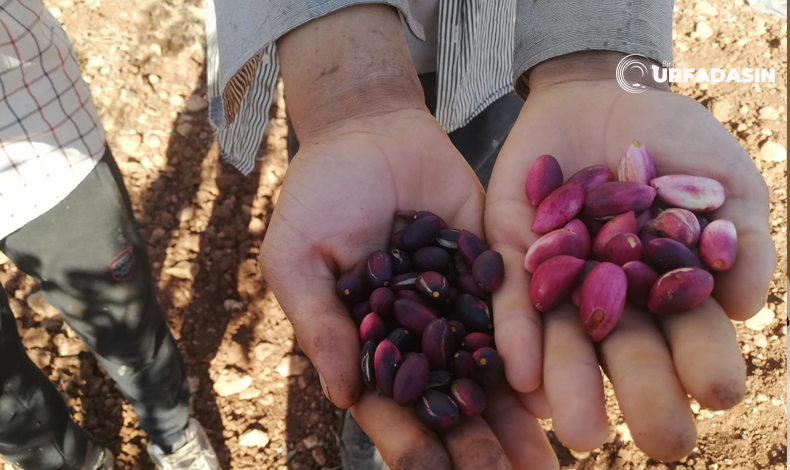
277, 4, 425, 140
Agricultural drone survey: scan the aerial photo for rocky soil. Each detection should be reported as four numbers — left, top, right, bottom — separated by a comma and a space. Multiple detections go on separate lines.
0, 0, 784, 469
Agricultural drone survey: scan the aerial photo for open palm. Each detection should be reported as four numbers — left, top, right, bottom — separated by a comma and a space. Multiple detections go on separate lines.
486, 79, 776, 461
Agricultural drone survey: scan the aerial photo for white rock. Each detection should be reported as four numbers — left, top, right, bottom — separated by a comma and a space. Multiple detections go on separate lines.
759, 141, 787, 163
616, 423, 632, 442
57, 337, 83, 356
117, 133, 142, 155
744, 307, 775, 331
27, 291, 59, 318
302, 434, 320, 449
165, 261, 199, 280
147, 74, 160, 85
223, 299, 245, 312
759, 106, 781, 121
690, 401, 701, 414
186, 95, 209, 113
253, 342, 277, 361
144, 133, 162, 149
276, 355, 312, 377
239, 388, 262, 400
710, 100, 735, 123
695, 22, 714, 39
50, 7, 62, 18
694, 1, 718, 15
753, 333, 768, 348
169, 94, 185, 107
213, 368, 252, 397
248, 218, 266, 235
239, 429, 269, 448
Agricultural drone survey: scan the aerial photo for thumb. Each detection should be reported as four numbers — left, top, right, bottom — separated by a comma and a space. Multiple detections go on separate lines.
260, 248, 362, 409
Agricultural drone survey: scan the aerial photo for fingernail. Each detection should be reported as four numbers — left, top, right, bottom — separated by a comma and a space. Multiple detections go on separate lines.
318, 372, 331, 401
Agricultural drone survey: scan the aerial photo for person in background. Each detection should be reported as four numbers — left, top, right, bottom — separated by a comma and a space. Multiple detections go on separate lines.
208, 1, 776, 469
0, 2, 220, 469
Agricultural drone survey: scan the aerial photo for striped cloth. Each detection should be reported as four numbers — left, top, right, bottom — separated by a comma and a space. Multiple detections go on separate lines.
0, 0, 105, 241
206, 0, 673, 175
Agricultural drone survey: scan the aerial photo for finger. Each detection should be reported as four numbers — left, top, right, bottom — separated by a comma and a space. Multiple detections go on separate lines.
484, 386, 559, 470
543, 303, 609, 451
260, 246, 362, 409
442, 416, 511, 470
517, 385, 551, 419
351, 392, 452, 470
600, 305, 697, 462
657, 298, 746, 410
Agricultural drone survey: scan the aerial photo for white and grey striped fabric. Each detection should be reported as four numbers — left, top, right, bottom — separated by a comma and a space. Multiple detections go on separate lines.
206, 0, 673, 175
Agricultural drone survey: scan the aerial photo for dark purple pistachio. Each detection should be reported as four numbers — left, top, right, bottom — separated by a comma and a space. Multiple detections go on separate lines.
396, 290, 441, 315
415, 211, 448, 229
470, 347, 504, 390
390, 272, 419, 292
350, 301, 371, 326
425, 370, 454, 394
422, 318, 454, 370
369, 287, 395, 317
455, 293, 493, 333
359, 313, 387, 343
416, 271, 451, 302
390, 230, 405, 249
337, 273, 366, 304
393, 299, 439, 334
472, 250, 505, 292
393, 353, 430, 407
389, 249, 412, 274
448, 320, 467, 349
437, 229, 461, 249
457, 230, 486, 266
412, 247, 451, 272
366, 250, 393, 288
386, 327, 416, 355
447, 287, 459, 304
402, 215, 443, 251
452, 350, 473, 379
416, 391, 460, 432
462, 332, 495, 353
696, 214, 711, 232
374, 340, 402, 397
457, 272, 488, 299
646, 238, 705, 273
451, 379, 487, 417
360, 342, 376, 390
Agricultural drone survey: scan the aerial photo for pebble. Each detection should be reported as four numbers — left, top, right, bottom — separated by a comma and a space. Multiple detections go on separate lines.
695, 22, 714, 39
276, 355, 312, 377
756, 394, 769, 403
248, 218, 266, 235
147, 74, 160, 85
239, 388, 261, 400
616, 423, 632, 442
311, 447, 327, 466
165, 261, 199, 280
239, 429, 270, 448
29, 349, 52, 368
176, 123, 193, 137
753, 333, 768, 348
56, 336, 84, 356
117, 133, 142, 155
169, 95, 186, 107
711, 99, 735, 123
213, 368, 253, 397
144, 133, 162, 149
771, 397, 783, 406
744, 307, 775, 331
223, 299, 245, 312
759, 141, 787, 163
690, 401, 701, 414
254, 342, 277, 361
22, 327, 50, 349
759, 106, 781, 121
302, 434, 320, 449
186, 95, 209, 113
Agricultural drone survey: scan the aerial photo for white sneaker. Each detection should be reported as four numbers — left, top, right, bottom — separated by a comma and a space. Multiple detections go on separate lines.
148, 419, 221, 470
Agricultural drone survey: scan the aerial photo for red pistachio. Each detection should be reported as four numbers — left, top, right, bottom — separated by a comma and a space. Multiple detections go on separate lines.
621, 261, 659, 309
426, 370, 454, 394
389, 248, 412, 274
601, 233, 643, 266
448, 320, 467, 349
525, 154, 564, 206
390, 272, 419, 292
579, 262, 627, 342
457, 272, 489, 299
386, 327, 417, 355
584, 181, 657, 218
699, 219, 737, 271
571, 260, 600, 307
648, 268, 714, 314
618, 140, 657, 185
530, 255, 586, 312
650, 175, 726, 212
524, 227, 586, 273
531, 184, 586, 234
653, 208, 701, 247
566, 165, 614, 193
592, 211, 638, 259
564, 219, 591, 259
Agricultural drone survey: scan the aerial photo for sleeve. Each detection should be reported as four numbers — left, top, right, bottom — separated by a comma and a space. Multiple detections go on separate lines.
512, 0, 674, 95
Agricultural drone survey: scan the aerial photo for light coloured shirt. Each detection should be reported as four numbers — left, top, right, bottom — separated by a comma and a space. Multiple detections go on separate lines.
0, 0, 105, 240
403, 0, 439, 75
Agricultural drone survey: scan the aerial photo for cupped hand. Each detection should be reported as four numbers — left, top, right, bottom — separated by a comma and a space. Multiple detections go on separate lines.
485, 53, 776, 461
260, 108, 558, 470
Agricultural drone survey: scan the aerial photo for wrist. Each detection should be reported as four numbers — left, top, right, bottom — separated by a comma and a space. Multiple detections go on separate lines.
278, 4, 425, 140
525, 51, 672, 93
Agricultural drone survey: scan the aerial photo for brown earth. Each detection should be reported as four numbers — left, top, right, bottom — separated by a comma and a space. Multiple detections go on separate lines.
0, 0, 785, 469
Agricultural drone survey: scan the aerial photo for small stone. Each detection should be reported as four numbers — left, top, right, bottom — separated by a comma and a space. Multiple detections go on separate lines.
710, 100, 735, 123
753, 333, 768, 348
261, 394, 275, 406
569, 449, 591, 460
223, 299, 245, 312
54, 334, 83, 356
695, 22, 714, 39
22, 327, 49, 349
143, 133, 161, 149
120, 89, 138, 104
176, 123, 193, 137
756, 394, 769, 403
153, 155, 165, 167
616, 423, 632, 443
188, 376, 200, 393
302, 434, 320, 449
147, 74, 160, 85
690, 401, 701, 414
239, 429, 270, 448
744, 308, 775, 331
694, 1, 718, 15
239, 388, 262, 400
759, 106, 781, 121
117, 133, 142, 155
248, 218, 266, 235
771, 397, 783, 406
275, 355, 312, 377
311, 447, 327, 466
739, 105, 750, 115
213, 368, 252, 397
169, 94, 185, 107
50, 7, 62, 18
759, 141, 787, 163
165, 261, 199, 280
186, 95, 209, 113
253, 342, 277, 361
28, 349, 52, 368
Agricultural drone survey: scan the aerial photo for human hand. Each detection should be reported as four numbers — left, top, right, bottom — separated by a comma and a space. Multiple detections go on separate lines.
485, 51, 776, 461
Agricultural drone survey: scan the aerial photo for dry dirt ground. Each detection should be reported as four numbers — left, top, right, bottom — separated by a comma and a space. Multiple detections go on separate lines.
0, 0, 785, 469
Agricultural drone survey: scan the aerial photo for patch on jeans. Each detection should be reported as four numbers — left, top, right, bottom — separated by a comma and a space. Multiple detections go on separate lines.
109, 246, 135, 281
